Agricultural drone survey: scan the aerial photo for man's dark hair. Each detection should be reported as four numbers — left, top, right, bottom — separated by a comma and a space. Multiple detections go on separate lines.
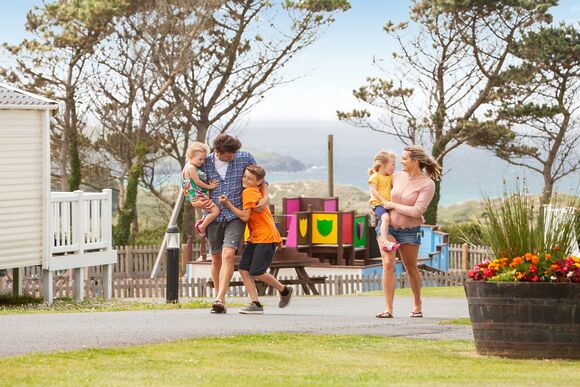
213, 134, 242, 153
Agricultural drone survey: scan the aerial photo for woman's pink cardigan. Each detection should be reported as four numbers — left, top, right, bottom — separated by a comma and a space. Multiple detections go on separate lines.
389, 171, 435, 228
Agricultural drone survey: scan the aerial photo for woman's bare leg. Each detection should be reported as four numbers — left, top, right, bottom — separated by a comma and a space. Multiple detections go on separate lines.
399, 244, 422, 313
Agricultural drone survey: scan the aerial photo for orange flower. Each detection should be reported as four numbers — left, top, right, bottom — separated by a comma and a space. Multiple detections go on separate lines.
553, 246, 560, 251
550, 264, 559, 271
544, 253, 552, 260
524, 253, 533, 261
531, 256, 539, 264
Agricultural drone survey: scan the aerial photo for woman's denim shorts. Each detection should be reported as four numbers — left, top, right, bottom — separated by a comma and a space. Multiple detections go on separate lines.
388, 225, 422, 245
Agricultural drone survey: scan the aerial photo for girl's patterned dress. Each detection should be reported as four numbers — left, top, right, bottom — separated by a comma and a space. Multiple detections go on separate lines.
181, 167, 209, 202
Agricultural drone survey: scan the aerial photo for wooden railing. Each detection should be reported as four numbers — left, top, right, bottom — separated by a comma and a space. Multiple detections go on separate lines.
50, 190, 113, 255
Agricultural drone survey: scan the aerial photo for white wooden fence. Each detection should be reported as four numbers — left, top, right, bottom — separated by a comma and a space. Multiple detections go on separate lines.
19, 271, 469, 299
448, 243, 491, 271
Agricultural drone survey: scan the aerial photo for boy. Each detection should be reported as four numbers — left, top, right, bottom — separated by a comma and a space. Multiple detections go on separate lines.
219, 164, 293, 314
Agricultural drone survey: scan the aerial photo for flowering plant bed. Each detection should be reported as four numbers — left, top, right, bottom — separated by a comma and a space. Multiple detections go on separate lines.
468, 249, 580, 283
463, 184, 579, 359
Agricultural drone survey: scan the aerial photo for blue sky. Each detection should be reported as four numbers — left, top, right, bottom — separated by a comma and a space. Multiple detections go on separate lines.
1, 1, 579, 122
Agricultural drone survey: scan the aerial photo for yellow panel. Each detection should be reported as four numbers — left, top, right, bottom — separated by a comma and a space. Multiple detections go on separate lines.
244, 224, 250, 241
299, 218, 308, 238
312, 214, 338, 244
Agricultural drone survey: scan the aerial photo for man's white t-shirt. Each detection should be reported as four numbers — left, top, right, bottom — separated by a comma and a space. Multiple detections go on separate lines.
214, 156, 229, 179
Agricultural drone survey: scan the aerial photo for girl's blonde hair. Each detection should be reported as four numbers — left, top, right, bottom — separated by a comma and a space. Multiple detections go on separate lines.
186, 141, 210, 159
368, 150, 396, 176
404, 145, 441, 180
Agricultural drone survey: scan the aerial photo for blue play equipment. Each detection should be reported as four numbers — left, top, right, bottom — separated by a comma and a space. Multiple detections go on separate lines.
361, 225, 449, 288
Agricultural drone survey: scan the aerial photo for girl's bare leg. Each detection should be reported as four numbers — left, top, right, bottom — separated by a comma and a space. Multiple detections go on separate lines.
380, 234, 398, 314
199, 204, 220, 234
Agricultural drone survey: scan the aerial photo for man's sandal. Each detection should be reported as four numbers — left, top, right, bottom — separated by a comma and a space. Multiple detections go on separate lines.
376, 311, 393, 318
211, 299, 226, 314
410, 311, 423, 318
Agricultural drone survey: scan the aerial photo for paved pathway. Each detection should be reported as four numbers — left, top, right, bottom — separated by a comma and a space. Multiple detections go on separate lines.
0, 296, 472, 358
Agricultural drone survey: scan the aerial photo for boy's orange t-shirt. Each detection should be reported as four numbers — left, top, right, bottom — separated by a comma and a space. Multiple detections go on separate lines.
242, 186, 282, 244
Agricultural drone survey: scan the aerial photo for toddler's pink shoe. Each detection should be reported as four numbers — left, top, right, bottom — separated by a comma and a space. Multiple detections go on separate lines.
194, 219, 206, 238
382, 242, 400, 252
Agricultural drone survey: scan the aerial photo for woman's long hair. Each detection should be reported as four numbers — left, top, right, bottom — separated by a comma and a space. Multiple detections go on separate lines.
404, 145, 441, 180
368, 151, 396, 176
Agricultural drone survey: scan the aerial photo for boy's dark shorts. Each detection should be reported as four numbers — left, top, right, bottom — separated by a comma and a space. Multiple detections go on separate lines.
238, 242, 277, 276
206, 218, 244, 254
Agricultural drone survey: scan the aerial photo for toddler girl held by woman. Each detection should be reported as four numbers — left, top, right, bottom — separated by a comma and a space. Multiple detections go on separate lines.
181, 141, 220, 237
368, 151, 400, 252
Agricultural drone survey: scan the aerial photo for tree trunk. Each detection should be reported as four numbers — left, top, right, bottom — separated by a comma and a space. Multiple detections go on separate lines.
541, 169, 554, 205
424, 178, 440, 226
68, 127, 81, 191
60, 127, 68, 191
114, 139, 146, 246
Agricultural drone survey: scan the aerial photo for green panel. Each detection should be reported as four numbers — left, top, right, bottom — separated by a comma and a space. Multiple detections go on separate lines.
354, 216, 367, 247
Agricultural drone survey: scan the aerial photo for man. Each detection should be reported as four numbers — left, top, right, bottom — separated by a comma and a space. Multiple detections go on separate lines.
193, 134, 268, 313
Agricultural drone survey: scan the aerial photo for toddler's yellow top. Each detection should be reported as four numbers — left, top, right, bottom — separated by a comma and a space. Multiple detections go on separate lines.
368, 172, 392, 207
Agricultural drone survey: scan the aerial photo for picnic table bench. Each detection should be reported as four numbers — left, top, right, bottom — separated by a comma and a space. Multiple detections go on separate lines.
207, 247, 325, 296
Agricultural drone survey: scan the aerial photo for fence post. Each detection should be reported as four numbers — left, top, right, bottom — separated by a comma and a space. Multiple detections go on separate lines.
461, 243, 469, 271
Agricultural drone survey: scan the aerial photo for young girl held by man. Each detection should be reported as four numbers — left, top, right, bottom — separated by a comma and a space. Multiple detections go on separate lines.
181, 141, 220, 237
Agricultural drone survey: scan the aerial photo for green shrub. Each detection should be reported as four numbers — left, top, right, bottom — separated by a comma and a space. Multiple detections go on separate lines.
476, 183, 579, 258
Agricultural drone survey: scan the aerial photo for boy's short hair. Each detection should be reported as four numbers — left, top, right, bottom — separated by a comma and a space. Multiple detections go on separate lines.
245, 164, 266, 180
213, 134, 242, 153
186, 141, 210, 159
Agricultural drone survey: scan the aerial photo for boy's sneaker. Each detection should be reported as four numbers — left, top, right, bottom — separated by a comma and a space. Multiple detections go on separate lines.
278, 286, 293, 308
239, 303, 264, 314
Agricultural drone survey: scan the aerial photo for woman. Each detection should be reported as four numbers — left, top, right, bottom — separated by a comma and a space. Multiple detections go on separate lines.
376, 145, 441, 318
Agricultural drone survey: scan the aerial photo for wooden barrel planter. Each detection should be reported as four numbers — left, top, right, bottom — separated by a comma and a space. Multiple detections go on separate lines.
464, 281, 580, 359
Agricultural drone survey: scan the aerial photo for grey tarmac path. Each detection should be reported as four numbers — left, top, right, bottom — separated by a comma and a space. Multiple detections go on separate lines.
0, 295, 472, 358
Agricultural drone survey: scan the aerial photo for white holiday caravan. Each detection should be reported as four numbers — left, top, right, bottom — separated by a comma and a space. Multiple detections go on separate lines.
0, 84, 116, 303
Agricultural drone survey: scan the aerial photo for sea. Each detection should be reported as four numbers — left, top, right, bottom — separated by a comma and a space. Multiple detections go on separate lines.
231, 120, 578, 206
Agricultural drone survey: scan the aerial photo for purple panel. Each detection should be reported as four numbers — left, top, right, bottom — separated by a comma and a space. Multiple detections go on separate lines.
285, 198, 301, 229
323, 199, 337, 212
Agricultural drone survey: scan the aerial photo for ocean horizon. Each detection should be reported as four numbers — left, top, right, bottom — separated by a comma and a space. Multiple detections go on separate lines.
230, 120, 578, 206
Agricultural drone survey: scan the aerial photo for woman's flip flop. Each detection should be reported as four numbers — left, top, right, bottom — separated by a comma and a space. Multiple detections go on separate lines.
376, 311, 393, 318
410, 311, 423, 318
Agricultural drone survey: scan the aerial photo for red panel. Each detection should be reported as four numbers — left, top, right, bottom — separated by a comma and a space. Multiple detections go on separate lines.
342, 212, 353, 244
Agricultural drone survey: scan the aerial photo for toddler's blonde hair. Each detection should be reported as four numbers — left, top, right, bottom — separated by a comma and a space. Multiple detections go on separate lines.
186, 141, 210, 159
368, 150, 396, 176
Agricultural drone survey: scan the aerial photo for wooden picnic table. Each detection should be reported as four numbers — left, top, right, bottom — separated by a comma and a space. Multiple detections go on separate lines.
207, 247, 325, 296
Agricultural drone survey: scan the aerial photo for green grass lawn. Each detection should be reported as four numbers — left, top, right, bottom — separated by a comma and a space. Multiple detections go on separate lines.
354, 286, 466, 298
1, 334, 578, 386
439, 318, 472, 326
0, 296, 212, 315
